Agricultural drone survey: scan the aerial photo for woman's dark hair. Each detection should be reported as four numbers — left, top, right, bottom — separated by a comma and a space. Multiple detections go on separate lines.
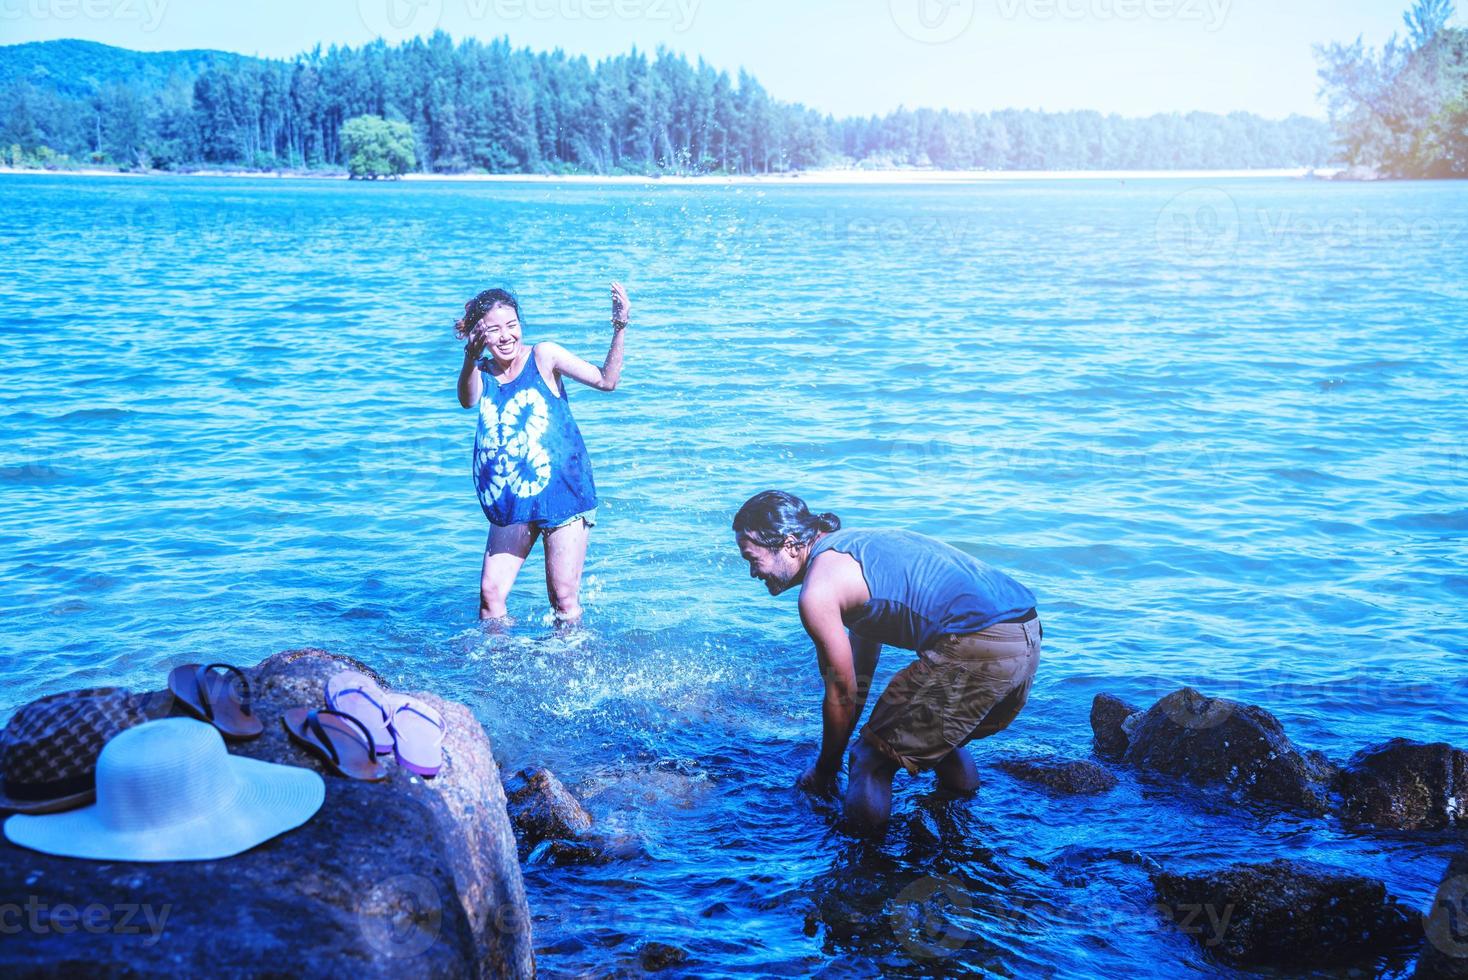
455, 288, 521, 340
732, 491, 841, 549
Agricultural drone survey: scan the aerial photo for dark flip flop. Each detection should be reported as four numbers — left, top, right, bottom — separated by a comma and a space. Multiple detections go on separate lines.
167, 663, 265, 740
282, 708, 388, 781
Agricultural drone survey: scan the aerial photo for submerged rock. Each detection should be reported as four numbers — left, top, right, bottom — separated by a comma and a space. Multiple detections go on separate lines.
638, 940, 690, 971
544, 832, 645, 867
505, 766, 640, 867
1120, 687, 1336, 814
504, 766, 594, 848
996, 757, 1119, 795
1417, 847, 1468, 978
0, 648, 534, 978
1152, 858, 1421, 967
1090, 693, 1141, 760
1338, 738, 1468, 831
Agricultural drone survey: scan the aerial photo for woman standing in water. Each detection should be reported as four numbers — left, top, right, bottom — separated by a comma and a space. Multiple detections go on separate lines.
456, 283, 630, 625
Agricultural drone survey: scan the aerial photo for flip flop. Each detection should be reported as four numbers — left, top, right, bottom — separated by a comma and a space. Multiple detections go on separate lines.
167, 663, 264, 740
389, 698, 445, 778
325, 670, 394, 755
282, 708, 388, 781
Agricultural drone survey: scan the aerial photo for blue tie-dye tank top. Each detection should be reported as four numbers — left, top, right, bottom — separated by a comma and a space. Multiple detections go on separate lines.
472, 345, 597, 527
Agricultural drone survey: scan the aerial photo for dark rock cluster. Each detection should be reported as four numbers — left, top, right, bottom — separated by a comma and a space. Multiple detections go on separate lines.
1088, 685, 1467, 974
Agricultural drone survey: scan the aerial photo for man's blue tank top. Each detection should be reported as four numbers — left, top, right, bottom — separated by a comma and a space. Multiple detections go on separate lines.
807, 529, 1037, 652
472, 345, 597, 527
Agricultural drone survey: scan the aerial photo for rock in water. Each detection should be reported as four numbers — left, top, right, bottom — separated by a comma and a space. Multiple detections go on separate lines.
1121, 687, 1336, 814
1152, 858, 1421, 967
1090, 693, 1140, 760
505, 766, 594, 847
639, 941, 690, 971
0, 648, 534, 978
1417, 848, 1468, 979
1338, 738, 1468, 831
996, 757, 1119, 795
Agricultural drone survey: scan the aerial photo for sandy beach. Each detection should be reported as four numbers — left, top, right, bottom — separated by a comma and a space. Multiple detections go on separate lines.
0, 165, 1341, 184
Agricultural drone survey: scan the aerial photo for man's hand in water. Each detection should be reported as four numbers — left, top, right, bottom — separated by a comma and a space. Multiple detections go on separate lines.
797, 765, 840, 799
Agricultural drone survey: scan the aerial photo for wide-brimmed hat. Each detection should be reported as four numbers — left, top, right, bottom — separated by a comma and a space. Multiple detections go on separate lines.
4, 718, 324, 862
0, 687, 149, 815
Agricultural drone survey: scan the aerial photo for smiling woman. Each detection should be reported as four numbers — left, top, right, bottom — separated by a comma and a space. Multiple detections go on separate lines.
454, 283, 630, 626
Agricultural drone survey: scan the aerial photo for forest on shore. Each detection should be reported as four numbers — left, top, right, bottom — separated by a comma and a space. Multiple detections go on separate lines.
0, 36, 1331, 176
2, 1, 1463, 179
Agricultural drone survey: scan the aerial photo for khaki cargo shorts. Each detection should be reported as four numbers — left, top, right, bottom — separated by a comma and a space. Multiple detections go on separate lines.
861, 615, 1042, 775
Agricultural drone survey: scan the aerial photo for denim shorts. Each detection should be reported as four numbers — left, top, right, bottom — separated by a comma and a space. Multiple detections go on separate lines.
533, 508, 597, 532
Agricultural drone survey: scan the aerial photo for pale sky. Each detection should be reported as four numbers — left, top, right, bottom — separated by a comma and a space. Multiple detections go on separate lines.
0, 0, 1436, 119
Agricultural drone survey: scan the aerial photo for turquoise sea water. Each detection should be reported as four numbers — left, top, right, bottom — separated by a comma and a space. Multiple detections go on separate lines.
1, 173, 1465, 977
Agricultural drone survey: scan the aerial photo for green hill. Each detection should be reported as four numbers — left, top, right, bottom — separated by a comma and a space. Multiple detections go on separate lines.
0, 39, 256, 98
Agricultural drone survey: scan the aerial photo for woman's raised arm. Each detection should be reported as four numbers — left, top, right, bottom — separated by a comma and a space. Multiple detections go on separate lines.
457, 339, 485, 408
540, 282, 630, 393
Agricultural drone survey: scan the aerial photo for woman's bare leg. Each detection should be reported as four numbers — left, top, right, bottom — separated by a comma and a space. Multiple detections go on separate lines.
480, 523, 536, 621
542, 518, 590, 625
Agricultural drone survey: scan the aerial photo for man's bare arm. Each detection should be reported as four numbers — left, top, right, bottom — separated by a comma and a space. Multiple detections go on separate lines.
800, 590, 858, 785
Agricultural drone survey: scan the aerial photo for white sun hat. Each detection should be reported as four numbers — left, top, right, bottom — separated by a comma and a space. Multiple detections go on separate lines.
3, 717, 324, 862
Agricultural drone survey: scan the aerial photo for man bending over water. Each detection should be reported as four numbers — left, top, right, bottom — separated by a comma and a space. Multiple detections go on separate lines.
732, 491, 1042, 835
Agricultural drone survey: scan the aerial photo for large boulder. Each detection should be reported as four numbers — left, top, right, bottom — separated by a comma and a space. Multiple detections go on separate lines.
996, 757, 1118, 795
1090, 693, 1141, 760
0, 649, 534, 978
1417, 847, 1468, 978
1338, 738, 1468, 831
1152, 858, 1421, 967
1120, 687, 1336, 814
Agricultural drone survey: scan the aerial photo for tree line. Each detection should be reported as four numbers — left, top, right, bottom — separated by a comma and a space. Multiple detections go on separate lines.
0, 34, 1336, 175
1315, 0, 1467, 177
